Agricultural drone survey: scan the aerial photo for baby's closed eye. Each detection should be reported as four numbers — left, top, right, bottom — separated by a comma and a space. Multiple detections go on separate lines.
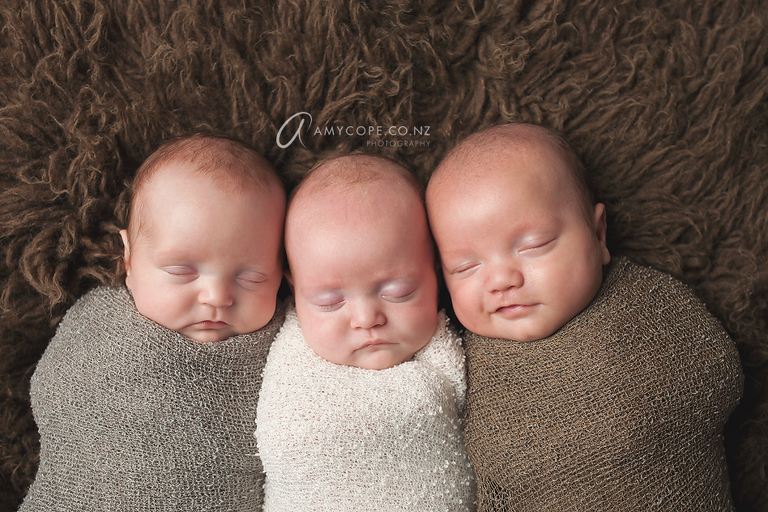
519, 237, 556, 253
236, 271, 268, 289
380, 283, 416, 302
447, 262, 480, 277
162, 266, 198, 279
311, 293, 345, 311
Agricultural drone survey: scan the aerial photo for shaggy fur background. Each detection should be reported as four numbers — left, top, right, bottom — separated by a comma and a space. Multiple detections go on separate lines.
1, 0, 766, 510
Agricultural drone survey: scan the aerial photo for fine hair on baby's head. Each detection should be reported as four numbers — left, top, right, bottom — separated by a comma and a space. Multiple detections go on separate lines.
426, 123, 610, 342
287, 153, 425, 223
529, 125, 595, 221
434, 123, 597, 225
126, 133, 282, 245
285, 153, 440, 370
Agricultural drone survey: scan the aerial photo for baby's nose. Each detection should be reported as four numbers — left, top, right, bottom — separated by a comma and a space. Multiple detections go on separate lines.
487, 261, 524, 292
199, 279, 234, 308
349, 299, 385, 329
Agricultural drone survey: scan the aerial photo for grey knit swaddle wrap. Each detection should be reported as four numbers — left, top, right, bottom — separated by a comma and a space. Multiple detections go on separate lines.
464, 258, 743, 511
21, 285, 284, 511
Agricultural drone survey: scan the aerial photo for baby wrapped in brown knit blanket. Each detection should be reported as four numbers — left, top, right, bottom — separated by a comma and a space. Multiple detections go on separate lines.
463, 258, 743, 511
20, 285, 284, 511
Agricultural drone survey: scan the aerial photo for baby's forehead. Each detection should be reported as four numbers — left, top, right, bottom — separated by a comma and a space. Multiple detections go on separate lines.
286, 186, 434, 271
290, 156, 420, 212
456, 126, 561, 166
287, 160, 429, 248
290, 181, 418, 234
432, 131, 574, 195
133, 162, 281, 237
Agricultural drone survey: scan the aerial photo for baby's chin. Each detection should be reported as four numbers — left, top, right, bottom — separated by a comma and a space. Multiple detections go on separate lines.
340, 346, 425, 371
184, 331, 234, 343
464, 320, 559, 342
179, 320, 272, 343
178, 326, 240, 343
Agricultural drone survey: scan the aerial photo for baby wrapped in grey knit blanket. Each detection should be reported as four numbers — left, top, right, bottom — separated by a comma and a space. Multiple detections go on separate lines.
463, 258, 743, 511
21, 285, 284, 511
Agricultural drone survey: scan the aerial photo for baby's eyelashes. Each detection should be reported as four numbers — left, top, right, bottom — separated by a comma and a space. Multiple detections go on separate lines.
310, 293, 345, 311
236, 271, 268, 289
315, 301, 344, 312
379, 280, 418, 302
307, 283, 416, 310
162, 266, 198, 278
380, 288, 415, 303
519, 237, 556, 253
447, 262, 480, 277
161, 267, 268, 289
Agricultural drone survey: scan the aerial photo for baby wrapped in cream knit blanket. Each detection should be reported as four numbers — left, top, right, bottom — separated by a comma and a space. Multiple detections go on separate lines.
21, 285, 284, 512
256, 305, 476, 511
463, 257, 743, 511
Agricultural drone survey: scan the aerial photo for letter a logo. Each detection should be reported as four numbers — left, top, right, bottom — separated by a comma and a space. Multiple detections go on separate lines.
276, 112, 313, 149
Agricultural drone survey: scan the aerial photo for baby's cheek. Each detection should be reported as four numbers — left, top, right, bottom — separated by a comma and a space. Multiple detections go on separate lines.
453, 299, 480, 329
134, 296, 170, 329
458, 285, 484, 314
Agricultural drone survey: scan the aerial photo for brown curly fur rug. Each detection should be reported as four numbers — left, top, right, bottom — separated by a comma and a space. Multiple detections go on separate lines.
1, 0, 767, 510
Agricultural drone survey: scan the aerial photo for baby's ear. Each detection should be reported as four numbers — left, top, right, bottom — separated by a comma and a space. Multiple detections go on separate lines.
119, 230, 133, 284
592, 203, 611, 265
283, 268, 295, 293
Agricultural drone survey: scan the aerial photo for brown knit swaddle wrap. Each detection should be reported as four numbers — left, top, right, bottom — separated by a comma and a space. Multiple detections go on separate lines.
21, 285, 284, 511
463, 258, 743, 511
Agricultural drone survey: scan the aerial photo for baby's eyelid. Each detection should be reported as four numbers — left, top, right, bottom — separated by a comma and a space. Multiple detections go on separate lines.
316, 299, 344, 311
520, 237, 555, 252
381, 289, 414, 302
381, 279, 417, 297
237, 271, 267, 283
163, 265, 197, 276
451, 262, 478, 274
311, 293, 345, 308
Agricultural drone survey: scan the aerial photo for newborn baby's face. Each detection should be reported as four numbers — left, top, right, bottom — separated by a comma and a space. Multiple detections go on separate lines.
428, 134, 610, 342
122, 164, 285, 342
287, 192, 439, 370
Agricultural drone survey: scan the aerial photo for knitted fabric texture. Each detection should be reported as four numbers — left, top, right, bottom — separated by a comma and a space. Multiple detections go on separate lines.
463, 257, 743, 511
256, 305, 476, 511
21, 285, 284, 512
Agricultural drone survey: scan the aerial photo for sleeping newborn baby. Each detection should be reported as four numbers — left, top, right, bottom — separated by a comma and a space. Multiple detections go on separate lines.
426, 123, 744, 511
256, 154, 476, 511
22, 134, 286, 511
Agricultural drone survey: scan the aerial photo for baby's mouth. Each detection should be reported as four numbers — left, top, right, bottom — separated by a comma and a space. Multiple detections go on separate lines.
494, 304, 535, 317
359, 339, 392, 349
195, 321, 229, 329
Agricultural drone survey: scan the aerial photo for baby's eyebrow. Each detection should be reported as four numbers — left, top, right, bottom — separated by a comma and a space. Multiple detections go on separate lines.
307, 291, 344, 304
153, 248, 195, 261
439, 248, 473, 262
379, 279, 415, 291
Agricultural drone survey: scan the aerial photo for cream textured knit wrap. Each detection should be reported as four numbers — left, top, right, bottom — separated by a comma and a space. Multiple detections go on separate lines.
256, 305, 476, 511
464, 257, 743, 511
21, 285, 284, 511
